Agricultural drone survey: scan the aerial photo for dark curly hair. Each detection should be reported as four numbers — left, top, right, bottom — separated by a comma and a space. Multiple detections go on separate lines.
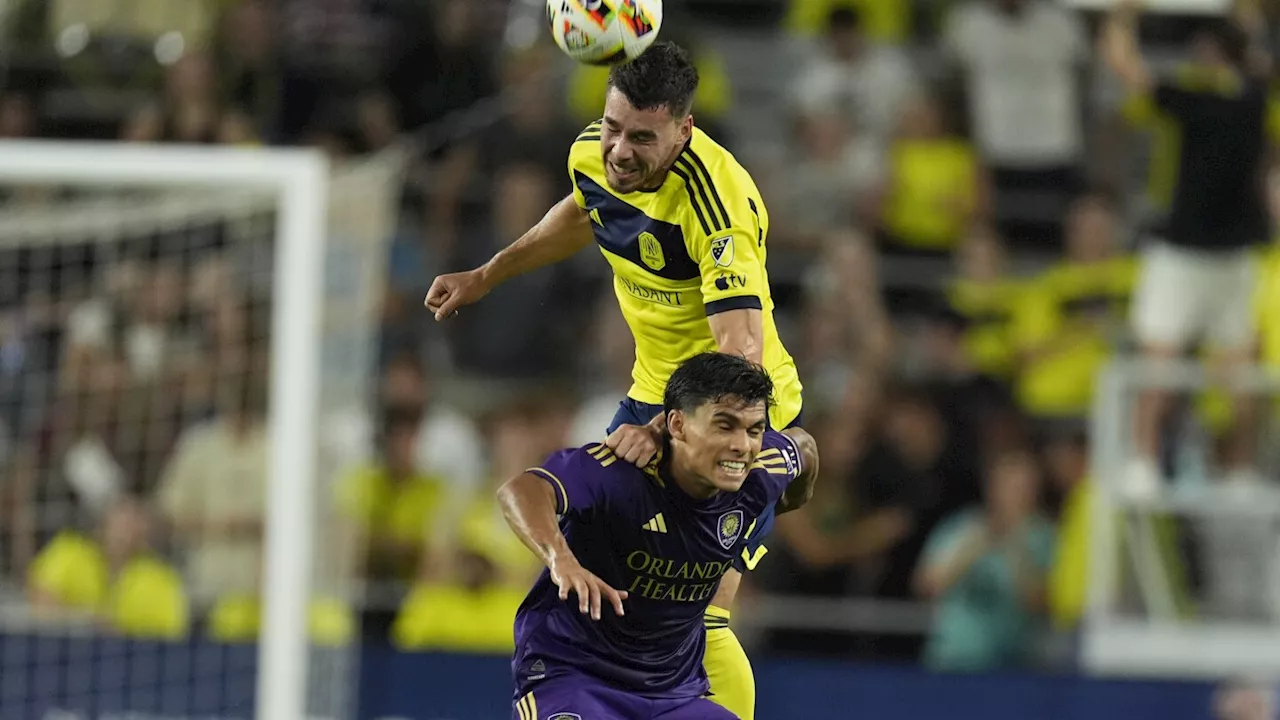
664, 352, 774, 417
607, 40, 699, 118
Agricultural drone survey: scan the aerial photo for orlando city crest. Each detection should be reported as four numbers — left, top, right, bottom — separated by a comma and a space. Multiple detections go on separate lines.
549, 715, 583, 720
717, 510, 744, 550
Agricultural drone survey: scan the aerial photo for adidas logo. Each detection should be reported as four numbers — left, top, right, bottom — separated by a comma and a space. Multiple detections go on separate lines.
642, 513, 668, 533
531, 660, 545, 673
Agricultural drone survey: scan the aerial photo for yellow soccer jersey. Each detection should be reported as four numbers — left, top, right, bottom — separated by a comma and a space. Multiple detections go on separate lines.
568, 120, 803, 427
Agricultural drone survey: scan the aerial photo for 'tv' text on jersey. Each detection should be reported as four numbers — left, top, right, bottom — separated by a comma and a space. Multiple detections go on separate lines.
511, 431, 804, 699
569, 121, 803, 429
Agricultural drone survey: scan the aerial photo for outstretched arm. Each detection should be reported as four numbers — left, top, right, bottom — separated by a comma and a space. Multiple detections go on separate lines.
425, 194, 593, 320
497, 472, 627, 619
1101, 0, 1152, 95
775, 427, 819, 515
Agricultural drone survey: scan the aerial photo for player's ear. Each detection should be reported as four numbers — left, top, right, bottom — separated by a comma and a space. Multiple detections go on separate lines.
667, 409, 685, 440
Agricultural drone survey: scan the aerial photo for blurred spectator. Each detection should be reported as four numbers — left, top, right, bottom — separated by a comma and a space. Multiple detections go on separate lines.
451, 156, 590, 379
384, 0, 496, 131
769, 386, 916, 656
334, 405, 446, 585
356, 89, 403, 153
390, 549, 524, 654
1101, 3, 1272, 500
122, 51, 224, 144
871, 386, 981, 608
785, 0, 912, 44
1012, 193, 1135, 424
1044, 432, 1092, 631
156, 356, 268, 609
27, 497, 187, 639
215, 0, 279, 140
481, 47, 579, 193
794, 6, 920, 145
798, 236, 894, 407
567, 300, 637, 447
382, 403, 561, 653
327, 352, 485, 493
946, 226, 1021, 380
872, 91, 989, 257
943, 0, 1088, 246
914, 450, 1054, 672
772, 111, 881, 248
5, 338, 139, 574
453, 404, 560, 590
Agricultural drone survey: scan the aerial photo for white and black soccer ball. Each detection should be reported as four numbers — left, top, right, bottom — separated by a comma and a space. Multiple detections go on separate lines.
546, 0, 663, 65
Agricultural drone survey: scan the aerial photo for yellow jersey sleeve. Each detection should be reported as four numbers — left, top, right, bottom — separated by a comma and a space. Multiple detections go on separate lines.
568, 120, 602, 209
675, 150, 768, 316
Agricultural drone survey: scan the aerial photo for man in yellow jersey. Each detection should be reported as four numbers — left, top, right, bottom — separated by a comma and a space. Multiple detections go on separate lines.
426, 41, 803, 720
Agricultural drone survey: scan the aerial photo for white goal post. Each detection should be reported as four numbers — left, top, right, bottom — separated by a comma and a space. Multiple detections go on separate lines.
0, 141, 328, 720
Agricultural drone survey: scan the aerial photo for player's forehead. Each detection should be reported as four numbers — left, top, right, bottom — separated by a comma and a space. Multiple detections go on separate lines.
692, 396, 767, 426
602, 87, 673, 132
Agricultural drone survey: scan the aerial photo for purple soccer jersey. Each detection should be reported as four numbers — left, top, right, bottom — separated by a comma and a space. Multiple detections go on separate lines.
511, 430, 804, 701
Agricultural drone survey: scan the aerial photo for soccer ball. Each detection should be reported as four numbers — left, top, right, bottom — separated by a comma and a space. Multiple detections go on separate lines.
546, 0, 663, 66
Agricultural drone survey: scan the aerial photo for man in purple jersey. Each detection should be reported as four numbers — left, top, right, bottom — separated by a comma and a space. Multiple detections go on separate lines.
498, 353, 819, 720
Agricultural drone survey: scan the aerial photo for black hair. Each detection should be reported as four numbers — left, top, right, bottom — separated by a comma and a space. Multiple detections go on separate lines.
607, 41, 699, 118
663, 352, 774, 417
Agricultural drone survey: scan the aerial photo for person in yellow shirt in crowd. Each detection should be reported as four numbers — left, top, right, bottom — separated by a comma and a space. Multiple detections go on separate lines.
875, 93, 990, 257
391, 405, 551, 654
784, 0, 910, 44
947, 225, 1022, 379
334, 405, 449, 584
1013, 193, 1137, 422
28, 498, 187, 639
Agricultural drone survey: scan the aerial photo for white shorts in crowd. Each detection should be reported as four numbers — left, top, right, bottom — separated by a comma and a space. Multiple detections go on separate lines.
1130, 240, 1258, 352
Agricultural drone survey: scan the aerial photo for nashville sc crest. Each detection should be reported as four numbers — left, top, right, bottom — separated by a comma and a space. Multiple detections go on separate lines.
717, 510, 744, 550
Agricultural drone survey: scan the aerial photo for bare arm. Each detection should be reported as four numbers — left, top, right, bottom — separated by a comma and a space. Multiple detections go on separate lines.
1101, 0, 1152, 94
481, 195, 594, 287
708, 308, 765, 365
497, 473, 572, 568
426, 194, 594, 320
775, 427, 819, 515
496, 472, 627, 619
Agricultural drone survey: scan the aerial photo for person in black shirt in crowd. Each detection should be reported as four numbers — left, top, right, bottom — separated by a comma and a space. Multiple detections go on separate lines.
1102, 0, 1272, 501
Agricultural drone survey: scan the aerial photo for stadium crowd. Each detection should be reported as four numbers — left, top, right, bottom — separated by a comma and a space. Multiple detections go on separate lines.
0, 0, 1278, 680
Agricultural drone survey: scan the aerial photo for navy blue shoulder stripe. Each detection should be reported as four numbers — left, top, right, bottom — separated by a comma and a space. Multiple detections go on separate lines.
682, 148, 731, 230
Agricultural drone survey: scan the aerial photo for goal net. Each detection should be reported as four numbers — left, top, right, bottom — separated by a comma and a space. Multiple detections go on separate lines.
1084, 359, 1280, 681
0, 143, 400, 720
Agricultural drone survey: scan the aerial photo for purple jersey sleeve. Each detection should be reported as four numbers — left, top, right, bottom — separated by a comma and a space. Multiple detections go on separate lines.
751, 430, 804, 505
526, 443, 620, 516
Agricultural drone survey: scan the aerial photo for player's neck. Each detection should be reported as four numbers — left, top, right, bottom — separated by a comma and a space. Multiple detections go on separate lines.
665, 448, 719, 501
